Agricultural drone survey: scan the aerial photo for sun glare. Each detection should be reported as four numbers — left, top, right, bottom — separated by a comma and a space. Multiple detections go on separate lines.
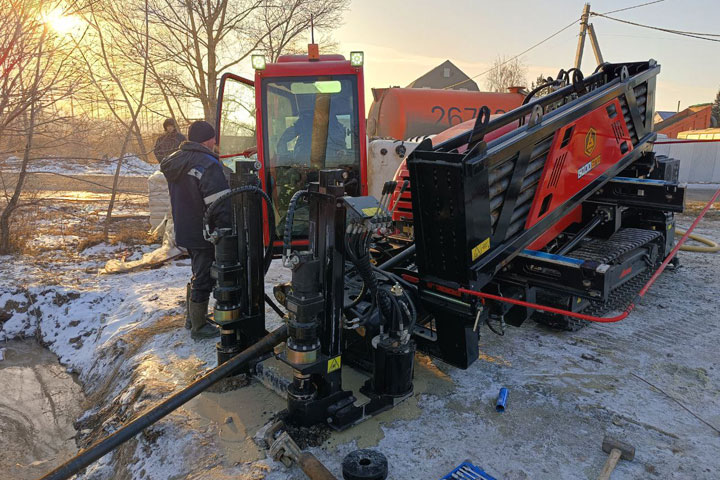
42, 7, 82, 34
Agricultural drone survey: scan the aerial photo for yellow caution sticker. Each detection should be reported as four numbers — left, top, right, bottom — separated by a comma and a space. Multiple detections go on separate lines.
362, 207, 380, 216
327, 356, 342, 373
471, 238, 491, 261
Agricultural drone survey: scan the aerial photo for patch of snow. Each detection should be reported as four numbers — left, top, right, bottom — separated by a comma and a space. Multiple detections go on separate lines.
1, 154, 158, 177
81, 242, 130, 256
28, 234, 80, 250
127, 422, 194, 480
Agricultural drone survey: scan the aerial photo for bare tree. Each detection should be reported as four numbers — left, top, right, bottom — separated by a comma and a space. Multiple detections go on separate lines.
146, 0, 263, 124
249, 0, 348, 62
530, 73, 553, 98
74, 0, 152, 239
0, 2, 47, 134
145, 0, 350, 124
485, 56, 527, 93
0, 0, 82, 253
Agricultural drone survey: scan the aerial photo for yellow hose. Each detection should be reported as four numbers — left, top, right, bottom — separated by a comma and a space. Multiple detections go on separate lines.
675, 228, 720, 253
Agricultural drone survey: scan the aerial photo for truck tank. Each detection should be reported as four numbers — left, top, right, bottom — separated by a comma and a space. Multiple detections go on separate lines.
366, 87, 524, 140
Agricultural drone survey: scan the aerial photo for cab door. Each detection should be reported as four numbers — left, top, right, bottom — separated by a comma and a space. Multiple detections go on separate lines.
216, 73, 291, 252
216, 73, 257, 165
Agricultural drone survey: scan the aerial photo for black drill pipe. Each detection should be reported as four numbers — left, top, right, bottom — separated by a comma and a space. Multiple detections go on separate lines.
38, 326, 289, 480
556, 212, 606, 256
377, 244, 416, 271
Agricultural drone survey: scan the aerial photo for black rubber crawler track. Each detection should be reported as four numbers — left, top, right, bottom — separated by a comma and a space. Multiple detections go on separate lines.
534, 228, 663, 331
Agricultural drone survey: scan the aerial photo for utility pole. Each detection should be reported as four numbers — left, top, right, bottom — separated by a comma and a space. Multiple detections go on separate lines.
574, 3, 604, 70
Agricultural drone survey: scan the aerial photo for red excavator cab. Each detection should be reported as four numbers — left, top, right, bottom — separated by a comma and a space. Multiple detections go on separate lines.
216, 50, 367, 249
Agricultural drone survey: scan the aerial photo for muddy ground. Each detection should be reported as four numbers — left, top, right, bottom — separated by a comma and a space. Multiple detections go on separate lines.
1, 194, 718, 480
0, 341, 85, 480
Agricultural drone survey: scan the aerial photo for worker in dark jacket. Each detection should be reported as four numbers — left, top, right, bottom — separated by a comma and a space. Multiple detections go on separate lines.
154, 118, 186, 163
160, 121, 230, 340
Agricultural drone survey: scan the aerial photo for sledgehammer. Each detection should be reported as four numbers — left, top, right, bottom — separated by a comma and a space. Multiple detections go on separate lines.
597, 435, 635, 480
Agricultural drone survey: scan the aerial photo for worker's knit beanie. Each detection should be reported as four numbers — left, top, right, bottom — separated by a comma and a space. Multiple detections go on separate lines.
188, 120, 215, 143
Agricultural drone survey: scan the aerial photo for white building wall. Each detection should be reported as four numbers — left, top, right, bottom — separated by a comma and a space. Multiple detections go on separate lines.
653, 140, 720, 183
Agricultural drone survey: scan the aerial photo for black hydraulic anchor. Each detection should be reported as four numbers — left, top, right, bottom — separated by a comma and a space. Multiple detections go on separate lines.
280, 169, 362, 428
211, 159, 267, 371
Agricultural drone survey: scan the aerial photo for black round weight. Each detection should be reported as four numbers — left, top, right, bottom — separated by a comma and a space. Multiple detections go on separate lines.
342, 449, 388, 480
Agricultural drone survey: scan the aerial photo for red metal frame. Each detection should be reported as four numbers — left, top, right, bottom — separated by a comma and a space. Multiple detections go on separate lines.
254, 55, 367, 195
525, 98, 633, 249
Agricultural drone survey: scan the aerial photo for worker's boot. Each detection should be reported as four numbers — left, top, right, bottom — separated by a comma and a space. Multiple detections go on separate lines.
189, 300, 219, 340
184, 283, 191, 330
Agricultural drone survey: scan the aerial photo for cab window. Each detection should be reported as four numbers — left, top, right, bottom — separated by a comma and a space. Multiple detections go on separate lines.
262, 75, 360, 237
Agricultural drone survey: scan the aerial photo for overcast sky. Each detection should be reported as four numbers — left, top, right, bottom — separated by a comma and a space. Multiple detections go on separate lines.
330, 0, 719, 113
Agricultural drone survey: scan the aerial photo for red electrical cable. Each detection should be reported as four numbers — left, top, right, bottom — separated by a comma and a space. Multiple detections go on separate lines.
459, 185, 720, 323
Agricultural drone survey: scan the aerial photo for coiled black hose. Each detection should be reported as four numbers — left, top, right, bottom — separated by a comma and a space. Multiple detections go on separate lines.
371, 266, 417, 332
344, 263, 367, 309
343, 228, 394, 325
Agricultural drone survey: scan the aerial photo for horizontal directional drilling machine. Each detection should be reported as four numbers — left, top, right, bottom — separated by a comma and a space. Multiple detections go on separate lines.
208, 58, 684, 430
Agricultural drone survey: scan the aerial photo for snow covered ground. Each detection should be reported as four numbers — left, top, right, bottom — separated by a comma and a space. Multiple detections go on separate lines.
1, 154, 158, 177
1, 200, 719, 480
0, 238, 283, 479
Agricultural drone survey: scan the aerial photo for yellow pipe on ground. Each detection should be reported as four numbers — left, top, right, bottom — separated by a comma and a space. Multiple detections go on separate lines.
675, 228, 720, 253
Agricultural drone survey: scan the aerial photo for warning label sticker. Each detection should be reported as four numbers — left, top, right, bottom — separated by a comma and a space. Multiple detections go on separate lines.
327, 356, 342, 373
471, 238, 491, 261
362, 207, 380, 216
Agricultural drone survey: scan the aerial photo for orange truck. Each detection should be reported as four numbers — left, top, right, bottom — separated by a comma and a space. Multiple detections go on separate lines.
367, 86, 525, 140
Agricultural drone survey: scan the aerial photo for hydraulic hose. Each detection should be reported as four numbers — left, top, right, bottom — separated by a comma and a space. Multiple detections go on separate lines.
202, 185, 277, 273
345, 232, 389, 323
265, 293, 286, 318
38, 326, 289, 480
282, 189, 309, 266
460, 185, 720, 323
675, 228, 720, 253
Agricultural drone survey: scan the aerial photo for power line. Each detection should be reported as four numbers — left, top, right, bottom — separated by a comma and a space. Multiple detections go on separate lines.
591, 12, 720, 42
443, 17, 580, 90
601, 0, 665, 15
